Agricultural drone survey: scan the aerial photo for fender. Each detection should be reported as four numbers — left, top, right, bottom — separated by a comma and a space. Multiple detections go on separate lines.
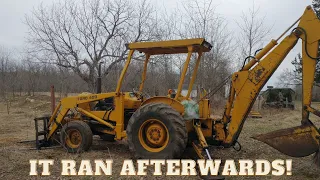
141, 96, 185, 114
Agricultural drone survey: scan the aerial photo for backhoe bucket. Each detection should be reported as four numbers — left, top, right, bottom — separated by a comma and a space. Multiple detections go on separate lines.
253, 124, 319, 157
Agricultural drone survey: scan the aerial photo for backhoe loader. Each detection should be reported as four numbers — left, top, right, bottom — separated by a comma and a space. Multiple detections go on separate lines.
35, 5, 320, 162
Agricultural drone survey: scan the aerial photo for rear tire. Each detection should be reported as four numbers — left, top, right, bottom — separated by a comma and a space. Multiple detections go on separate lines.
126, 103, 187, 159
60, 121, 93, 153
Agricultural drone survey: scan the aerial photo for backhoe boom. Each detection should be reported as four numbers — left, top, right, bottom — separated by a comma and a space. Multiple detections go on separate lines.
220, 6, 320, 157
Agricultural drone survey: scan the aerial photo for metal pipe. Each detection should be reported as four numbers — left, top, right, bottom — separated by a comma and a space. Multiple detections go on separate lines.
48, 102, 61, 128
77, 107, 115, 129
223, 84, 235, 124
276, 17, 301, 42
242, 39, 278, 71
175, 46, 193, 100
139, 54, 151, 92
186, 51, 202, 98
115, 50, 134, 94
96, 62, 104, 93
50, 85, 55, 114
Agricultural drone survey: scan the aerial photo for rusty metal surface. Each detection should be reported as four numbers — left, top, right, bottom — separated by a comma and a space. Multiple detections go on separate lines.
253, 125, 319, 157
248, 64, 266, 85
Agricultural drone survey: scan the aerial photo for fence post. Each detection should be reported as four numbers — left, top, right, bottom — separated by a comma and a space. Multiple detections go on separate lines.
51, 85, 55, 114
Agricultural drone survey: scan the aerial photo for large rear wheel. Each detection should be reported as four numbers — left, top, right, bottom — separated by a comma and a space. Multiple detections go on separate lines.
126, 103, 187, 159
60, 121, 93, 153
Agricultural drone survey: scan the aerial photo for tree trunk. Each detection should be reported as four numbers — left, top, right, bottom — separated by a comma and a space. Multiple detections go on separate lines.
87, 79, 96, 93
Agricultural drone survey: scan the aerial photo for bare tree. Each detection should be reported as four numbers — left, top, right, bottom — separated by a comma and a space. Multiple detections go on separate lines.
276, 69, 298, 88
25, 0, 158, 91
22, 0, 233, 99
25, 61, 41, 96
7, 62, 19, 97
277, 53, 320, 88
174, 0, 233, 102
0, 47, 12, 97
236, 3, 272, 66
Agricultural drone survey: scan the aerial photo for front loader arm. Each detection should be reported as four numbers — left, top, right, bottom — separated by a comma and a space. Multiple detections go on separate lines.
222, 6, 320, 148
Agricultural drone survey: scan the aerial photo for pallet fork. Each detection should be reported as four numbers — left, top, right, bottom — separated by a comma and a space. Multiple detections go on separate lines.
34, 116, 51, 149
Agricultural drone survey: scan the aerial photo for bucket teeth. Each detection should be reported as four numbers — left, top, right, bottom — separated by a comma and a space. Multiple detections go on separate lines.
252, 125, 319, 157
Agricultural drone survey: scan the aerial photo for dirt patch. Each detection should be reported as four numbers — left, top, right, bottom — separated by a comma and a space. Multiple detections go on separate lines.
0, 95, 319, 179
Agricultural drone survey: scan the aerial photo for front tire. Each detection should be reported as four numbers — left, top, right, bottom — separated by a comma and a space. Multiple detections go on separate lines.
126, 103, 187, 159
60, 121, 93, 153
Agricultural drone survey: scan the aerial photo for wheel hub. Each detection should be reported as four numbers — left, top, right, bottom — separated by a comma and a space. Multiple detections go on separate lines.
66, 129, 82, 148
138, 119, 169, 152
146, 124, 166, 146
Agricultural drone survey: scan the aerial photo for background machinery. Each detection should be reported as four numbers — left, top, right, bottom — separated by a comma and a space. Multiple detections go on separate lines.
261, 86, 296, 109
36, 6, 320, 161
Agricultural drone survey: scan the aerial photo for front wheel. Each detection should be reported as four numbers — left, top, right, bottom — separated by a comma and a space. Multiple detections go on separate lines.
60, 121, 93, 153
126, 103, 187, 159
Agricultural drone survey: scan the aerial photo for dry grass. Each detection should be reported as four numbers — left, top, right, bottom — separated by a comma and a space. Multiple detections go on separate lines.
0, 95, 319, 179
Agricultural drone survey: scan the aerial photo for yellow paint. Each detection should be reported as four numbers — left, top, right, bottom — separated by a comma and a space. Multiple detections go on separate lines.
116, 50, 134, 94
127, 38, 212, 54
48, 102, 61, 127
220, 6, 320, 147
138, 119, 169, 152
123, 92, 141, 109
187, 51, 202, 98
77, 107, 115, 129
43, 6, 320, 161
299, 7, 320, 123
224, 34, 299, 144
175, 46, 193, 100
141, 96, 185, 114
114, 94, 125, 140
223, 83, 234, 124
193, 121, 208, 149
214, 123, 225, 141
139, 54, 151, 92
46, 38, 212, 145
48, 107, 69, 138
200, 118, 213, 137
65, 129, 82, 149
199, 99, 210, 119
242, 39, 278, 71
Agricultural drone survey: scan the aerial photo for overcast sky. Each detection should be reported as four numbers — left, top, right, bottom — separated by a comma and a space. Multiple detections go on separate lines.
0, 0, 313, 87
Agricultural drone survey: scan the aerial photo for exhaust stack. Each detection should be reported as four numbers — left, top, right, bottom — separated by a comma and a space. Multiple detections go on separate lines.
97, 62, 103, 93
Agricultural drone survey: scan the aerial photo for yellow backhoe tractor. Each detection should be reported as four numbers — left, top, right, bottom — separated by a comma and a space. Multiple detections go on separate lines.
35, 6, 320, 161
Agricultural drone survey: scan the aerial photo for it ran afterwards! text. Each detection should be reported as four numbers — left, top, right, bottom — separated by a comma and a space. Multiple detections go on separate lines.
29, 159, 292, 176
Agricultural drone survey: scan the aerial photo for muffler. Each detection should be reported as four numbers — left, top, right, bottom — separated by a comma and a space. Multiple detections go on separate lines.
253, 124, 319, 157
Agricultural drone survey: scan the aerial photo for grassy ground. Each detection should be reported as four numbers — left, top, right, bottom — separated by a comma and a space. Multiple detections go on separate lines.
0, 95, 319, 179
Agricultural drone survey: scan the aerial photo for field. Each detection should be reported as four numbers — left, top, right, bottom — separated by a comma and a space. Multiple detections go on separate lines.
0, 94, 320, 179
